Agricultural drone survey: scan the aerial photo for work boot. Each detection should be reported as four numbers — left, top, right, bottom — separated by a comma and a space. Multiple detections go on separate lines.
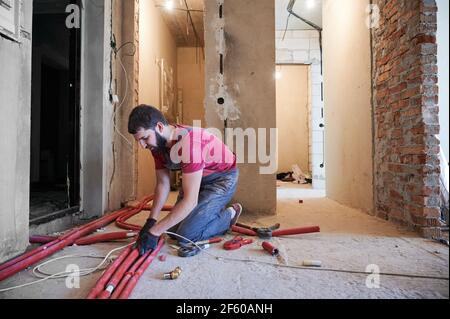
229, 203, 243, 227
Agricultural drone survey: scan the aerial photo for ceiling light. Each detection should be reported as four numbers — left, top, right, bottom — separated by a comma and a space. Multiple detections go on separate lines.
165, 0, 174, 10
306, 0, 316, 9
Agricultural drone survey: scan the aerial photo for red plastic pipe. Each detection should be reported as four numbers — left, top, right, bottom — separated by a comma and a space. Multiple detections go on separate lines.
127, 204, 173, 212
97, 249, 140, 299
110, 251, 149, 299
0, 212, 121, 274
118, 238, 165, 299
86, 246, 133, 299
0, 204, 146, 282
231, 225, 257, 236
272, 226, 320, 237
262, 242, 279, 256
75, 231, 137, 246
0, 238, 61, 272
231, 225, 320, 237
29, 235, 58, 245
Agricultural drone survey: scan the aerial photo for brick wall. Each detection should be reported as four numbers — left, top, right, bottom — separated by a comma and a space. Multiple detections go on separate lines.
372, 0, 442, 236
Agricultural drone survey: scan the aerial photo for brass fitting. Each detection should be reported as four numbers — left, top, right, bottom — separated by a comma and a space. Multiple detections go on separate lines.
163, 267, 182, 280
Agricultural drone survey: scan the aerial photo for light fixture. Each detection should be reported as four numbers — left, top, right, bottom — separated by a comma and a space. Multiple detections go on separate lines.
275, 71, 282, 79
165, 0, 174, 10
306, 0, 316, 9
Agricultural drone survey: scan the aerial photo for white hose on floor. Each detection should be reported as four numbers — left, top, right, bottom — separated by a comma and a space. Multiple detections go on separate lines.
164, 231, 450, 281
0, 243, 132, 293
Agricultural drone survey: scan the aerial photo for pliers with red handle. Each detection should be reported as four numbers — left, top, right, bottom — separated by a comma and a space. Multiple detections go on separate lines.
223, 236, 254, 250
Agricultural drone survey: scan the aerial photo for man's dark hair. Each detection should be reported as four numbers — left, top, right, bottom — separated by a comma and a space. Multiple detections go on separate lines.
128, 105, 168, 134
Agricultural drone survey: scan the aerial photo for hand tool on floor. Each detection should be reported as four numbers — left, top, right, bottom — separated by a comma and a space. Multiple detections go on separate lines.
178, 244, 209, 257
177, 237, 223, 258
262, 241, 286, 264
233, 222, 320, 239
262, 241, 279, 256
235, 223, 281, 239
192, 237, 223, 246
223, 236, 254, 251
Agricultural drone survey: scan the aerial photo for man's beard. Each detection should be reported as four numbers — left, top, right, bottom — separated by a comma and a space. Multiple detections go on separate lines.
153, 131, 168, 152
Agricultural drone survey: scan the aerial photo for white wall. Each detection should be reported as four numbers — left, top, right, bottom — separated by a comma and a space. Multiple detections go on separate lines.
437, 0, 449, 163
177, 47, 205, 125
138, 0, 178, 198
275, 29, 325, 189
322, 0, 374, 213
276, 65, 310, 174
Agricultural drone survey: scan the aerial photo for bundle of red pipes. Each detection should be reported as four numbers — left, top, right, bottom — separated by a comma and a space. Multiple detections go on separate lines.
0, 196, 169, 299
0, 195, 321, 299
88, 239, 165, 299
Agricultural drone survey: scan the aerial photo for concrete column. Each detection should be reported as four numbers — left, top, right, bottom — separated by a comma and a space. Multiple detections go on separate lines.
80, 0, 110, 218
204, 0, 277, 215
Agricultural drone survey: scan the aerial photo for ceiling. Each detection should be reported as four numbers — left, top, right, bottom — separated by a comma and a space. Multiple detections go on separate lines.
275, 0, 323, 30
154, 0, 205, 47
156, 0, 322, 47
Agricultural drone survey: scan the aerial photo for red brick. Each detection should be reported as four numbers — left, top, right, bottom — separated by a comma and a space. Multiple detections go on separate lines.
414, 34, 436, 44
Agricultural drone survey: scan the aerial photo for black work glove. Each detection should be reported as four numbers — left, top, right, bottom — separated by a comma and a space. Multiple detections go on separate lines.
140, 218, 157, 237
137, 231, 160, 256
136, 218, 159, 256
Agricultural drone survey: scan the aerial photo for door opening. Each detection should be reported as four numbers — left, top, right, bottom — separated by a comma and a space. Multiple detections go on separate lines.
30, 0, 81, 224
276, 64, 325, 200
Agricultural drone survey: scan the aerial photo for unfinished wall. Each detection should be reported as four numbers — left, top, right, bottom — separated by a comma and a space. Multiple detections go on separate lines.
276, 65, 310, 174
205, 0, 277, 215
323, 0, 374, 213
138, 0, 178, 198
372, 0, 442, 236
177, 47, 205, 125
106, 0, 139, 210
0, 1, 33, 262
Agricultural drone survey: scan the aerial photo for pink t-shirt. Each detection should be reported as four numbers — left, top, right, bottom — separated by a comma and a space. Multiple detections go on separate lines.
151, 125, 236, 176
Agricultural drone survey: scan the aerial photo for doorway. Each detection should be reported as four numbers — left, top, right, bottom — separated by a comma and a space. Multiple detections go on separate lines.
276, 64, 324, 200
30, 0, 81, 224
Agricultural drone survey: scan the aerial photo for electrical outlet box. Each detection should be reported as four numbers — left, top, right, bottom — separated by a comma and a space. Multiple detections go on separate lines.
0, 0, 19, 40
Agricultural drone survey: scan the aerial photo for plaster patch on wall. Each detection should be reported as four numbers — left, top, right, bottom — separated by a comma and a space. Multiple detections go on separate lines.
207, 0, 240, 122
209, 76, 240, 121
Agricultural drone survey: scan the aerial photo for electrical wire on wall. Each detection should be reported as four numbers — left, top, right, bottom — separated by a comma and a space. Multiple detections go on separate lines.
108, 38, 137, 208
107, 0, 138, 208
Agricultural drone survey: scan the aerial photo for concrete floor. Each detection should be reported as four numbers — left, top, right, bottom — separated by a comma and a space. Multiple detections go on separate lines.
0, 183, 448, 299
